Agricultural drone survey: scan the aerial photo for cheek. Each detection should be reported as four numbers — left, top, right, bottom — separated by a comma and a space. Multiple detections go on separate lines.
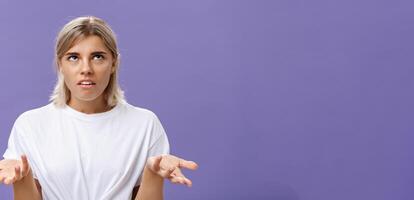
97, 69, 113, 87
63, 76, 77, 92
103, 72, 113, 87
60, 70, 78, 90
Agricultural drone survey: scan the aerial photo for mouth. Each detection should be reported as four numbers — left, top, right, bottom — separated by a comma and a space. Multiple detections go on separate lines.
77, 80, 96, 88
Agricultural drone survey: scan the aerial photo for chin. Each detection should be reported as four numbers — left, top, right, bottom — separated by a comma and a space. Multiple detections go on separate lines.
75, 95, 102, 102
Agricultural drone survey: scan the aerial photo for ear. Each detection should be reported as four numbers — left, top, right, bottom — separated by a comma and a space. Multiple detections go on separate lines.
111, 65, 116, 74
56, 60, 63, 73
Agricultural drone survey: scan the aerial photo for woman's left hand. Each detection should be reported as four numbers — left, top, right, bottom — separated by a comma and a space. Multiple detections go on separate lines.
146, 155, 198, 187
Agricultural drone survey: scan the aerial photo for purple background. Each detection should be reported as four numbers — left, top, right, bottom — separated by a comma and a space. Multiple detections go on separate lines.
1, 0, 413, 199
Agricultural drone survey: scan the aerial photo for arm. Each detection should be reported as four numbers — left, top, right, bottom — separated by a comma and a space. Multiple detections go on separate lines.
134, 155, 199, 200
0, 155, 42, 200
134, 166, 164, 200
13, 170, 42, 200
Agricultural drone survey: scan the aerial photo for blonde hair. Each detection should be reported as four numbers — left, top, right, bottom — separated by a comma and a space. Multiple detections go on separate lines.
50, 16, 125, 107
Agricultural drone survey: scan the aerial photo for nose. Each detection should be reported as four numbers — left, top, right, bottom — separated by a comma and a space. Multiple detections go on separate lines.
80, 59, 93, 75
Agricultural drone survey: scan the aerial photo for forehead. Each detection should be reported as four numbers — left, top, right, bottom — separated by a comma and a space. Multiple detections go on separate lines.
66, 35, 109, 53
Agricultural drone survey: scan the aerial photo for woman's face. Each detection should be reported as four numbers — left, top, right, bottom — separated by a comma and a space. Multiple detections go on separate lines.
59, 35, 115, 104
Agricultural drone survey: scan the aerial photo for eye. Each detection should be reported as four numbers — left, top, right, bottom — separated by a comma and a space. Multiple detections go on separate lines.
93, 54, 104, 60
67, 55, 78, 61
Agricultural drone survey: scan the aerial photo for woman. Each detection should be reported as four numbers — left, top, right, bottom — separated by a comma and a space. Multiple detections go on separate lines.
0, 16, 198, 200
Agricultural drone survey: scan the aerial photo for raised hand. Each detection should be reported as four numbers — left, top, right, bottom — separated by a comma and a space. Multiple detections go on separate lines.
146, 154, 198, 187
0, 155, 31, 185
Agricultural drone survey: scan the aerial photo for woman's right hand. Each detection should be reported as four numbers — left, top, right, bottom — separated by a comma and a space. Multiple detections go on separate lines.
0, 155, 31, 185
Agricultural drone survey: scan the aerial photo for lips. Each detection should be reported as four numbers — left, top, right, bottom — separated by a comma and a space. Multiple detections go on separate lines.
77, 80, 96, 89
77, 80, 96, 86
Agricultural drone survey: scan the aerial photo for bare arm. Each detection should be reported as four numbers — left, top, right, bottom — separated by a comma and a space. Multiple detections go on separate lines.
134, 155, 199, 200
0, 155, 42, 200
134, 166, 164, 200
13, 171, 42, 200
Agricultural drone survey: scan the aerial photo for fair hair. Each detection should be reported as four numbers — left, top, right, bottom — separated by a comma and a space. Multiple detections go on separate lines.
50, 16, 125, 107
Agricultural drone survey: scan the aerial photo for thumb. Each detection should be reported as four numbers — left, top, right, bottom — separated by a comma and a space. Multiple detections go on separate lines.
179, 159, 199, 170
20, 155, 31, 177
147, 155, 163, 171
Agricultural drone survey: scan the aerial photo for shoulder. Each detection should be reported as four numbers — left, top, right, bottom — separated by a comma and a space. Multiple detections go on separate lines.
15, 103, 55, 124
118, 101, 160, 122
9, 103, 55, 134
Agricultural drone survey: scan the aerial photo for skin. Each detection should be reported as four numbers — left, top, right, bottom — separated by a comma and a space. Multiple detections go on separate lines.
60, 35, 115, 114
0, 35, 198, 200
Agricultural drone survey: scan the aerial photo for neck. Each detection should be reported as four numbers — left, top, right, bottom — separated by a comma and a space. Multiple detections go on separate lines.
68, 96, 112, 114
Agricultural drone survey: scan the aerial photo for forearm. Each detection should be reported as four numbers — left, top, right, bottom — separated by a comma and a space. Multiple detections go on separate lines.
135, 166, 164, 200
13, 170, 42, 200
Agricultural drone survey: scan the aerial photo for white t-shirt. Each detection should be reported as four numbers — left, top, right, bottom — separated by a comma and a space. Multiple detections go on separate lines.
3, 101, 170, 200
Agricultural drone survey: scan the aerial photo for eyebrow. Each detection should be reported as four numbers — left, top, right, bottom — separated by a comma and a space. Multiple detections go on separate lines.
64, 51, 108, 56
91, 51, 107, 55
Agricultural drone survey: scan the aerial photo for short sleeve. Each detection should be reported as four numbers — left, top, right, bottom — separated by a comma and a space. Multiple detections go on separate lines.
2, 116, 38, 179
148, 113, 170, 156
135, 113, 170, 186
3, 117, 26, 160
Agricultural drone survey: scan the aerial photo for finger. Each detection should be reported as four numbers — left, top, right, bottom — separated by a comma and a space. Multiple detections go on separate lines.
4, 177, 13, 185
170, 177, 181, 184
170, 176, 192, 187
160, 167, 175, 178
178, 175, 192, 187
171, 167, 182, 176
14, 166, 21, 182
178, 159, 199, 170
183, 177, 193, 187
170, 176, 186, 185
20, 155, 29, 176
152, 156, 163, 171
171, 168, 188, 179
3, 177, 8, 185
171, 168, 193, 187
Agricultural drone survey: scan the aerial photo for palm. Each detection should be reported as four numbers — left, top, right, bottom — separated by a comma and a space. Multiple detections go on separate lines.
147, 155, 198, 187
0, 155, 30, 185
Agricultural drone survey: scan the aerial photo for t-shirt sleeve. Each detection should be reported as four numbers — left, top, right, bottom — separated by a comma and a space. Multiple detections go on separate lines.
135, 112, 170, 186
3, 115, 38, 180
3, 117, 26, 160
148, 113, 170, 157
